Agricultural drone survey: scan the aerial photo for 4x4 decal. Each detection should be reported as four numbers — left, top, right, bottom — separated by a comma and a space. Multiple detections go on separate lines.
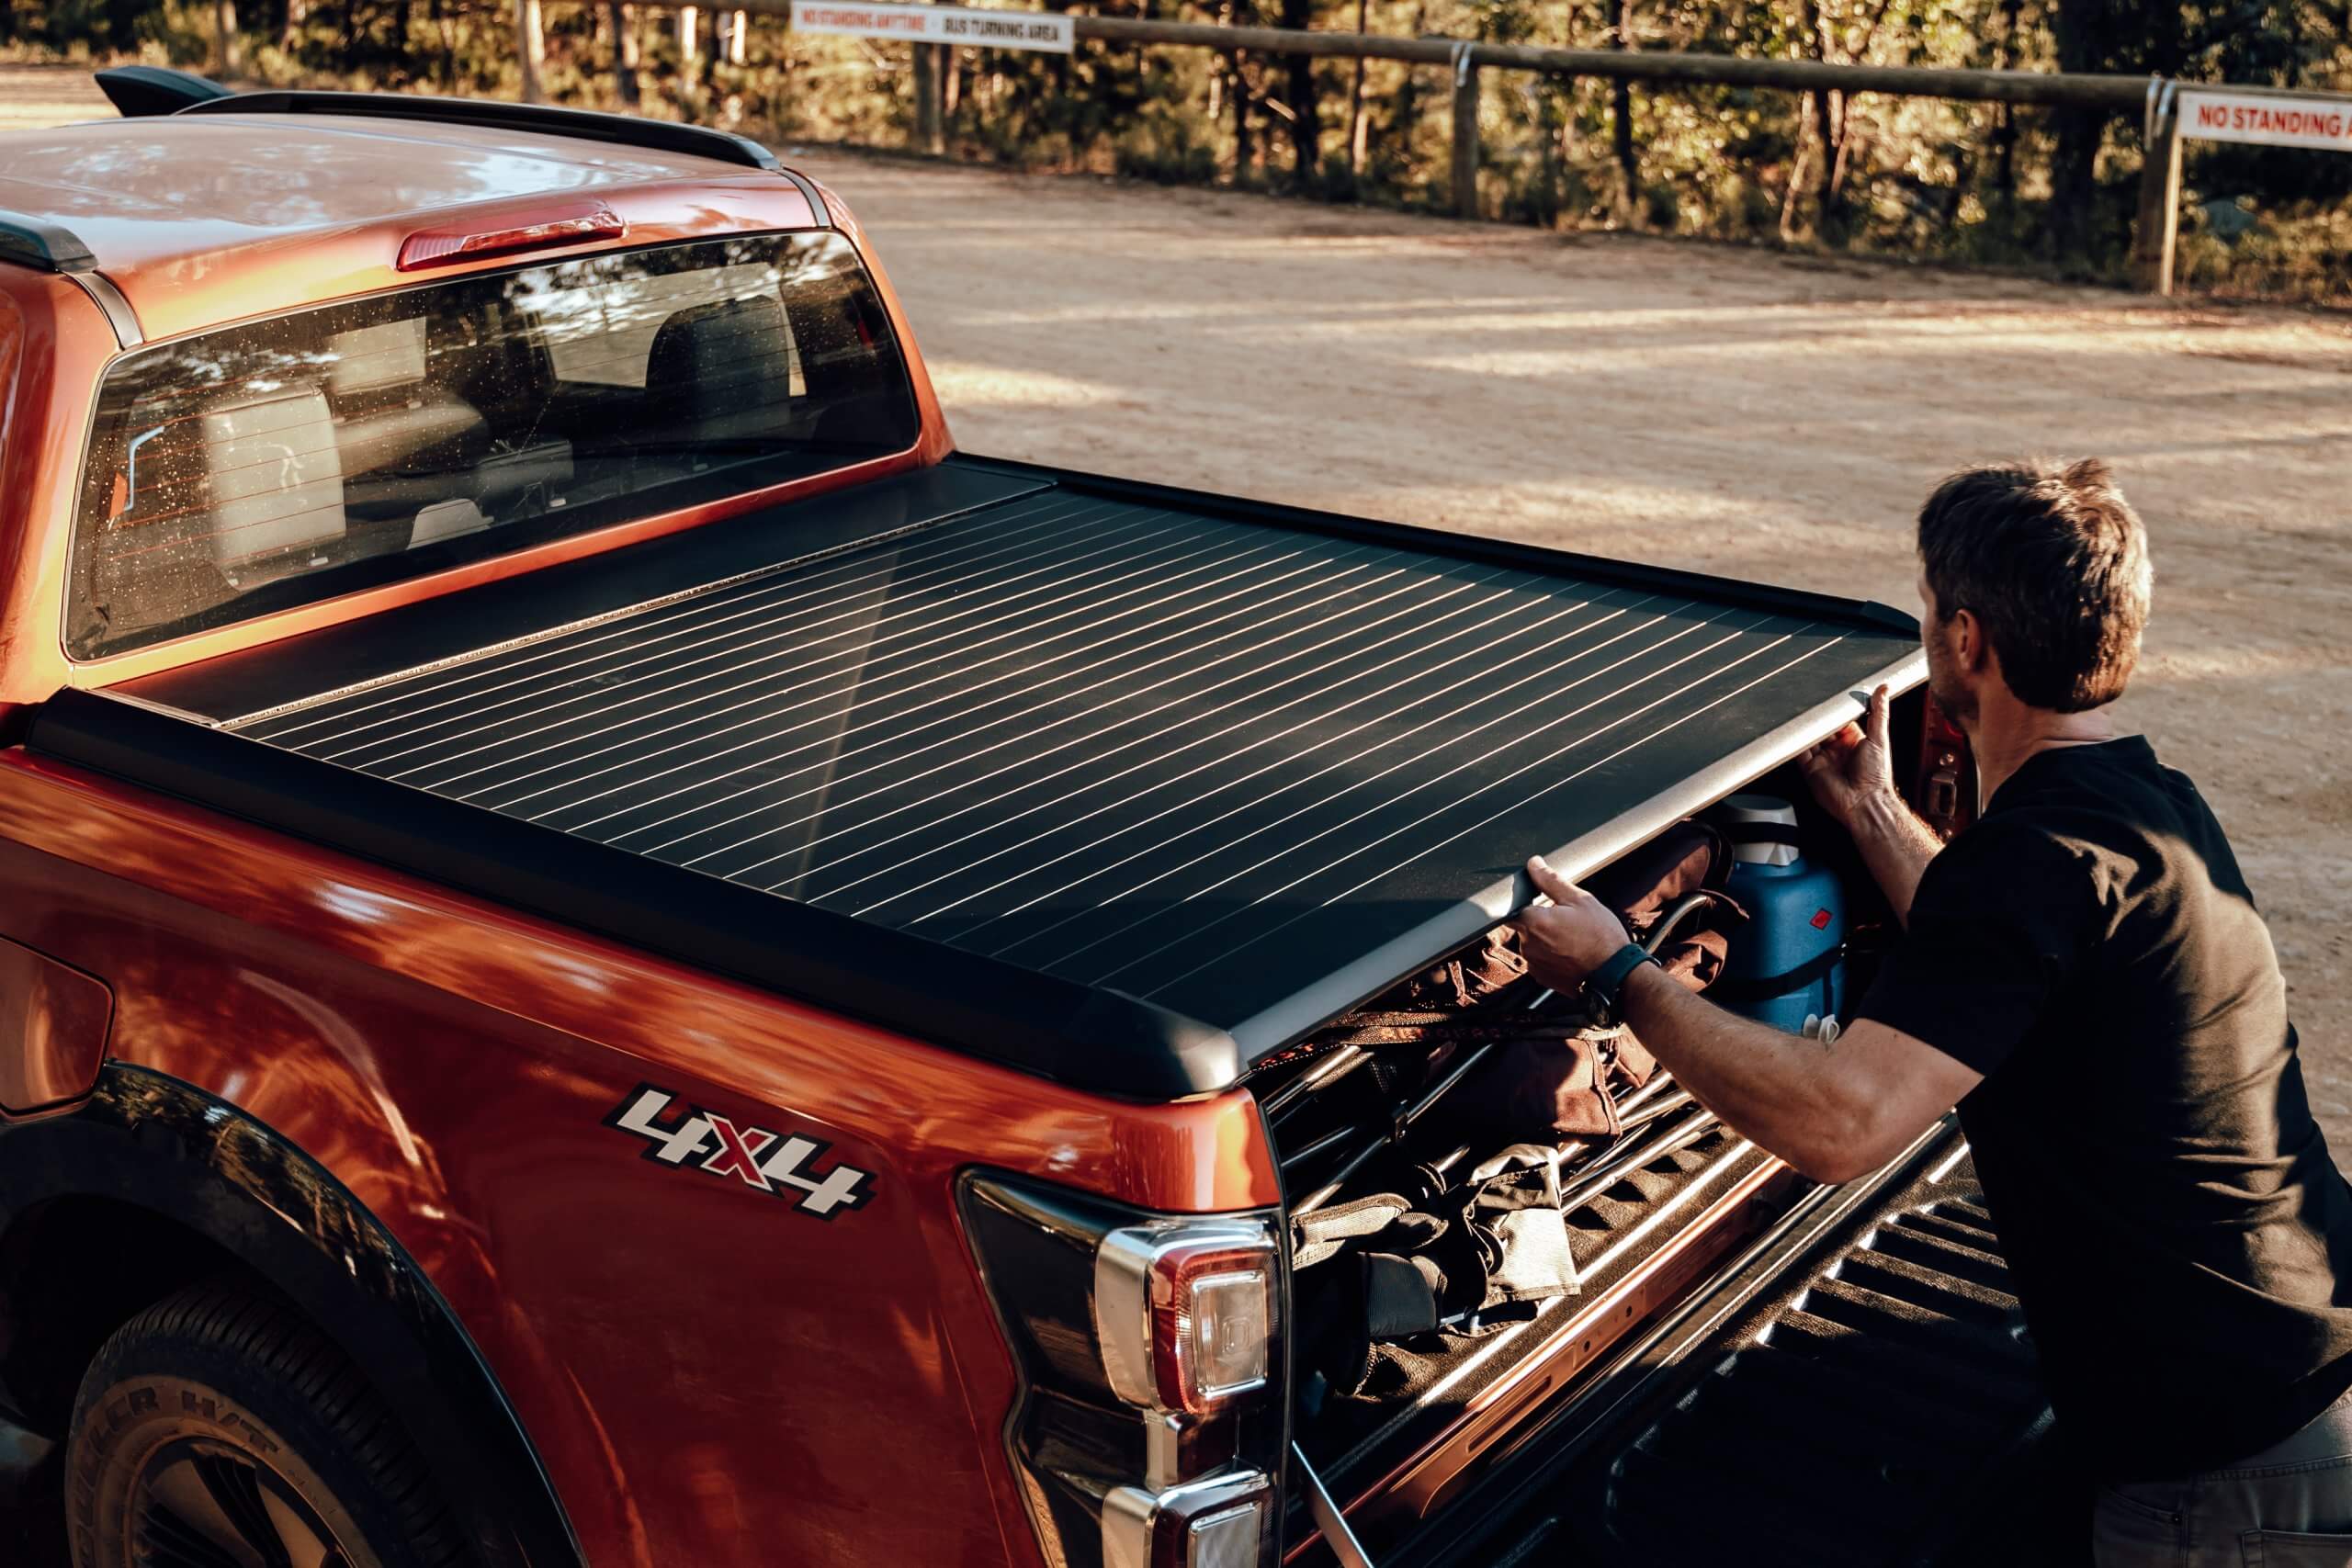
605, 1085, 875, 1220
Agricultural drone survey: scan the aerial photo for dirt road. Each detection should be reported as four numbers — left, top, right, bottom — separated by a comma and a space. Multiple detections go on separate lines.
9, 65, 2350, 1141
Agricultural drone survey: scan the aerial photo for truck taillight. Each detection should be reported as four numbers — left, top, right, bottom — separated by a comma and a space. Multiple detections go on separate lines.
1099, 1224, 1277, 1416
960, 1174, 1286, 1568
1162, 1258, 1272, 1412
1102, 1469, 1274, 1568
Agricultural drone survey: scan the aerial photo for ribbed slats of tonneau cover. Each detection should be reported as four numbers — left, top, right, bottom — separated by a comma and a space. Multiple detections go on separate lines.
1593, 1198, 2048, 1568
222, 481, 1918, 1049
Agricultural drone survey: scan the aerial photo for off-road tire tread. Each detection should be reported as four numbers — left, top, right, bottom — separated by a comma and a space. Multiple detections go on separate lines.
76, 1280, 471, 1568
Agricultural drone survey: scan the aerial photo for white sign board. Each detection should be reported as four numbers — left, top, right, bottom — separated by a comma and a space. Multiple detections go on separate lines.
788, 0, 1074, 52
2179, 89, 2352, 153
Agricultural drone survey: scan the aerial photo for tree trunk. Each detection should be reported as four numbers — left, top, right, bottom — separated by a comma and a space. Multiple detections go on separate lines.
517, 0, 547, 103
2048, 0, 2103, 263
1393, 0, 1424, 181
213, 0, 240, 73
1346, 0, 1370, 177
1819, 0, 1897, 234
1280, 0, 1319, 181
1804, 2, 1841, 230
1231, 51, 1253, 186
1780, 91, 1814, 240
679, 5, 700, 64
610, 2, 640, 105
281, 0, 304, 51
1990, 0, 2020, 205
1610, 0, 1636, 219
912, 42, 944, 153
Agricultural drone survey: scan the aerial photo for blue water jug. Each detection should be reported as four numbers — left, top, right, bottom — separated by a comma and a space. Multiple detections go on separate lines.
1714, 795, 1847, 1035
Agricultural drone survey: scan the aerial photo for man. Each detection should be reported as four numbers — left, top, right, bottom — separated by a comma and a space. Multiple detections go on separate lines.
1516, 459, 2352, 1563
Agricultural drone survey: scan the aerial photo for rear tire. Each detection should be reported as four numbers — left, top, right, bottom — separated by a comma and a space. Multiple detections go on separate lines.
63, 1280, 469, 1568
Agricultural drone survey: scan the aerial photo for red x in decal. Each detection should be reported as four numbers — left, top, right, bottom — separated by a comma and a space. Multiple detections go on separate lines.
702, 1114, 778, 1190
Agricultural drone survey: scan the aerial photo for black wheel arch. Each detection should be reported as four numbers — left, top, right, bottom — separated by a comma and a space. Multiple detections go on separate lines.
0, 1062, 584, 1568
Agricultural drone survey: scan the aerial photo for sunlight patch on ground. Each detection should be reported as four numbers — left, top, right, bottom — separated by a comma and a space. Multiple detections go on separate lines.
926, 362, 1136, 411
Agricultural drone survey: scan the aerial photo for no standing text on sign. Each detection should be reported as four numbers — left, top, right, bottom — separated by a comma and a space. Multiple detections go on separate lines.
2178, 89, 2352, 153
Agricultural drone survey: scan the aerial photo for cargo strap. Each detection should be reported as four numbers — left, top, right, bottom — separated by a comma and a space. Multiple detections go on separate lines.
1707, 942, 1847, 1004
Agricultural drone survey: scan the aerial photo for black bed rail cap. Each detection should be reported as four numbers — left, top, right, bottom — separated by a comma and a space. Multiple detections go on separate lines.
0, 211, 98, 275
28, 688, 1242, 1101
175, 90, 787, 177
96, 64, 235, 118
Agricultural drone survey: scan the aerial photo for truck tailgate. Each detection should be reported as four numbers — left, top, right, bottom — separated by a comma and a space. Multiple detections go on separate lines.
66, 456, 1921, 1096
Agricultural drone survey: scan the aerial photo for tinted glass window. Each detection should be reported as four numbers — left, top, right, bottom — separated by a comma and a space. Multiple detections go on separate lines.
69, 231, 918, 659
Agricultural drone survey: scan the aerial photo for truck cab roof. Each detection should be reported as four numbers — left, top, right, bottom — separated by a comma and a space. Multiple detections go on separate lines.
0, 101, 829, 340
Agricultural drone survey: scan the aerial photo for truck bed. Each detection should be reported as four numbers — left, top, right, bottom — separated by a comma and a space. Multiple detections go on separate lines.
48, 456, 1921, 1097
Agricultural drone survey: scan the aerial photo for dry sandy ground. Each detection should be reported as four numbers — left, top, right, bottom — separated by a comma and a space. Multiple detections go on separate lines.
7, 66, 2350, 1145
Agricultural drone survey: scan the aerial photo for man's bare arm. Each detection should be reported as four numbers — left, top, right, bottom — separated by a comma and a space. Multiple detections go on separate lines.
1842, 791, 1947, 927
1611, 962, 1980, 1183
1516, 855, 1980, 1183
1795, 684, 1947, 926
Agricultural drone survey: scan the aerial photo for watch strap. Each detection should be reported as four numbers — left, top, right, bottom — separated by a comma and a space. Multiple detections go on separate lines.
1584, 942, 1661, 1017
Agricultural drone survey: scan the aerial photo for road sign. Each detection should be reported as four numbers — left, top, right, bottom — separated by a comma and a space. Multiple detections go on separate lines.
788, 0, 1074, 53
2178, 89, 2352, 152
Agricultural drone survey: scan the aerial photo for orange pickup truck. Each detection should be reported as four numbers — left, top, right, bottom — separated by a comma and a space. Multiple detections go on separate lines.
0, 67, 2038, 1568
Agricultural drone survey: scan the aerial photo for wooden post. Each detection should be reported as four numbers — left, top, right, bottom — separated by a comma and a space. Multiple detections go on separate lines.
1450, 43, 1480, 220
912, 34, 944, 154
516, 0, 546, 103
2132, 80, 2184, 296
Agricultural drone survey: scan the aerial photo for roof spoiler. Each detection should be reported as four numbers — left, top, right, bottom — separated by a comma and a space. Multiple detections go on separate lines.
95, 65, 234, 118
173, 90, 794, 178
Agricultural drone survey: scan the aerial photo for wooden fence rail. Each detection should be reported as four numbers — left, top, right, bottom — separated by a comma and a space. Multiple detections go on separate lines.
544, 0, 2352, 293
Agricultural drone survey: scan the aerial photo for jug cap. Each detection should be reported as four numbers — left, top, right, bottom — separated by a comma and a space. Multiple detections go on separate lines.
1720, 794, 1800, 867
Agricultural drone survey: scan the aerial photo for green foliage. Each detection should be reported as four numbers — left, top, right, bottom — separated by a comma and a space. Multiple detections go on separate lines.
8, 0, 2348, 300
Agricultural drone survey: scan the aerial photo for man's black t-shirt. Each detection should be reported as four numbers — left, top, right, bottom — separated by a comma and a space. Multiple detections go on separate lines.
1855, 735, 2352, 1482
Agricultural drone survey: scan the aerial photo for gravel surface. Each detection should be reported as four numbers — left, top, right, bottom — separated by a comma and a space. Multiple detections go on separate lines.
8, 64, 2348, 1147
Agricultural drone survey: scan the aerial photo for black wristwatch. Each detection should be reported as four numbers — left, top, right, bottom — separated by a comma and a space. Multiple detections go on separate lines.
1582, 942, 1661, 1021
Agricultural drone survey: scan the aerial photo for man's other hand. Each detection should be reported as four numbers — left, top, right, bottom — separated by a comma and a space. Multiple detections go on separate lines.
1800, 682, 1898, 829
1515, 857, 1632, 992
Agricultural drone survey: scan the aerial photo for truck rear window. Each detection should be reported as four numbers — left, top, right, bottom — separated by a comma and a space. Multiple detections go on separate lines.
67, 231, 919, 659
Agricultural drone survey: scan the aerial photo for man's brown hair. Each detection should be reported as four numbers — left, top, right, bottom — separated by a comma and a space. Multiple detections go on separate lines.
1917, 458, 2154, 713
